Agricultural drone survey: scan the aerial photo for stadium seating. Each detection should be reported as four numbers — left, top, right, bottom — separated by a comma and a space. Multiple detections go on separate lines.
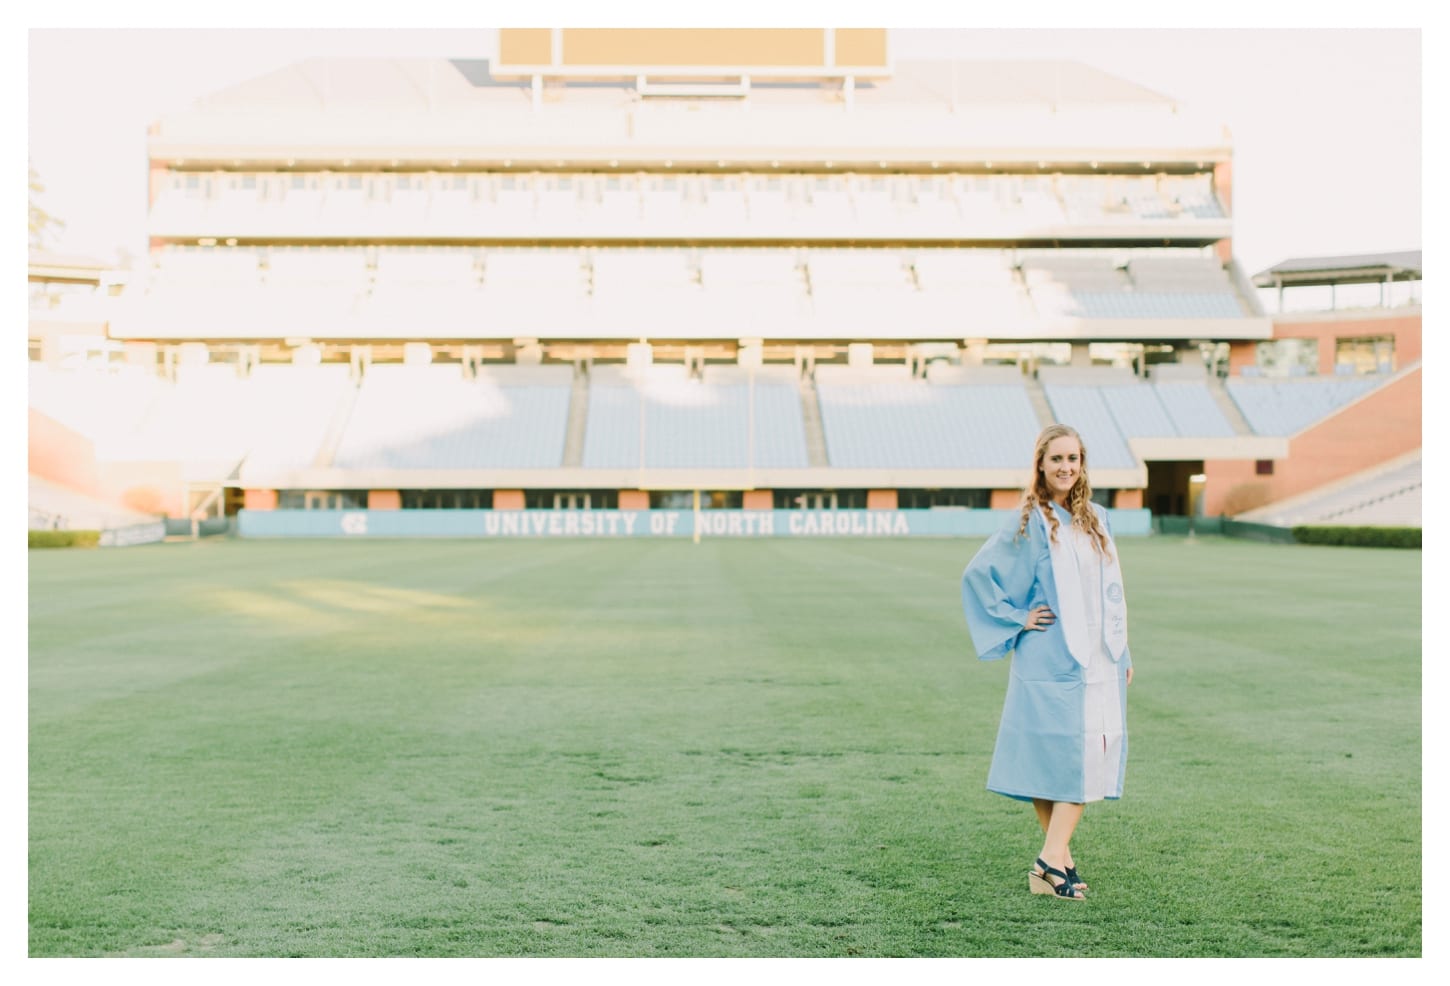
581, 363, 810, 469
237, 364, 356, 476
1099, 382, 1179, 437
478, 250, 591, 330
28, 475, 160, 532
697, 249, 810, 323
815, 364, 1042, 469
1165, 174, 1226, 219
1225, 376, 1384, 436
911, 249, 1033, 323
1038, 376, 1139, 468
1152, 381, 1237, 437
805, 250, 917, 324
332, 363, 571, 469
1018, 250, 1245, 319
144, 165, 1232, 243
1237, 453, 1421, 527
701, 176, 750, 230
124, 362, 251, 467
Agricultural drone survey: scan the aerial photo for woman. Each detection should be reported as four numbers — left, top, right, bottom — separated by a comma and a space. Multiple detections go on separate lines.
961, 423, 1134, 900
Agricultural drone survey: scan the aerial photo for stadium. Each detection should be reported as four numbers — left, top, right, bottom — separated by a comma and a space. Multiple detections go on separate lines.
28, 29, 1422, 959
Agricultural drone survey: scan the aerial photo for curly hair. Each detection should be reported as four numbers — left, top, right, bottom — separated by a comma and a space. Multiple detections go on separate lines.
1016, 423, 1112, 558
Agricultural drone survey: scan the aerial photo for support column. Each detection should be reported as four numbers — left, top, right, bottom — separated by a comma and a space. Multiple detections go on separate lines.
243, 489, 278, 511
743, 490, 773, 510
368, 490, 401, 510
866, 489, 898, 510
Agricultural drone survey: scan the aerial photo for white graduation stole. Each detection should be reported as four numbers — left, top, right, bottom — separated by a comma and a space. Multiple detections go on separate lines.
1042, 506, 1129, 665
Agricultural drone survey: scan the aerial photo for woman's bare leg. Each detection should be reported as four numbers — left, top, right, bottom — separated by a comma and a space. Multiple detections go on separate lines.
1035, 802, 1085, 895
1032, 798, 1052, 833
1033, 799, 1079, 877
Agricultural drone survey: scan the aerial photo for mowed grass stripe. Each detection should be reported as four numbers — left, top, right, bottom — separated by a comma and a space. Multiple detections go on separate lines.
29, 537, 1419, 956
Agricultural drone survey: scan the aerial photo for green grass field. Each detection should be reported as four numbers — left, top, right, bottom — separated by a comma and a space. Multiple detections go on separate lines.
29, 536, 1421, 957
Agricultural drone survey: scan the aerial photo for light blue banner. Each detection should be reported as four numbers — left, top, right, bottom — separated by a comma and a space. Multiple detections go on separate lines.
237, 508, 1152, 539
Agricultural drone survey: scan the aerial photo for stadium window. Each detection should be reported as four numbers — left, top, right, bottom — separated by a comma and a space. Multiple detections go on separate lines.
1255, 460, 1274, 476
1089, 342, 1141, 369
770, 490, 868, 510
1334, 336, 1395, 375
278, 490, 364, 510
899, 489, 988, 509
1254, 338, 1318, 378
648, 491, 742, 510
402, 490, 493, 509
521, 490, 619, 510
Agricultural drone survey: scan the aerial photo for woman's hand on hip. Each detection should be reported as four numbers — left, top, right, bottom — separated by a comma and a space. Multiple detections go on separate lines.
1126, 667, 1134, 686
1023, 605, 1055, 631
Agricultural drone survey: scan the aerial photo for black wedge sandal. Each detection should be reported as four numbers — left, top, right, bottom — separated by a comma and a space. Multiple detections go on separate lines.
1064, 863, 1088, 894
1028, 857, 1085, 900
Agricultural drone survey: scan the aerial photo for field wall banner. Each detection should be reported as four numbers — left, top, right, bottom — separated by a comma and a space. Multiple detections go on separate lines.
100, 521, 168, 547
237, 509, 1153, 539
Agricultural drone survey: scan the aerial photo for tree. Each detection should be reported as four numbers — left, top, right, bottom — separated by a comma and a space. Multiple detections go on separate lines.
29, 163, 64, 251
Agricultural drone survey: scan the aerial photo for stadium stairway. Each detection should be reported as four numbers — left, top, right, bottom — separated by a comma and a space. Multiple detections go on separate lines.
1023, 374, 1057, 429
1206, 375, 1255, 436
798, 373, 830, 467
563, 368, 589, 467
311, 375, 362, 468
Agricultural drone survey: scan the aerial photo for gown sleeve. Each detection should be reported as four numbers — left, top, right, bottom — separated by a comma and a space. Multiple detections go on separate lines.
961, 518, 1040, 662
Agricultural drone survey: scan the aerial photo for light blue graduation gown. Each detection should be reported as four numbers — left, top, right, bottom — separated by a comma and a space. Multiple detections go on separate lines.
961, 501, 1132, 803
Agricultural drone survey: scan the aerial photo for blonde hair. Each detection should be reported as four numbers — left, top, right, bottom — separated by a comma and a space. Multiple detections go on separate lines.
1016, 423, 1112, 558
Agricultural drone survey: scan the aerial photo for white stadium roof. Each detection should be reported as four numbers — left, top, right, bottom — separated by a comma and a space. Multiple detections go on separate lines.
150, 58, 1230, 168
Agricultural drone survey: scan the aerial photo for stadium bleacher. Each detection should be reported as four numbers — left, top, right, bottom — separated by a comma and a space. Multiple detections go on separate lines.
815, 365, 1042, 469
1037, 372, 1139, 469
28, 39, 1417, 536
1225, 375, 1384, 436
237, 363, 356, 477
142, 167, 1233, 240
581, 364, 810, 470
333, 363, 572, 470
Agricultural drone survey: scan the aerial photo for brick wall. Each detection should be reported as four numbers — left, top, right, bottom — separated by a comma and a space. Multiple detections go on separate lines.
1205, 366, 1420, 515
1228, 310, 1421, 375
28, 409, 99, 495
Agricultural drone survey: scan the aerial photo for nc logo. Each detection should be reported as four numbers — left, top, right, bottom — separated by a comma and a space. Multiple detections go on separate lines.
341, 513, 368, 535
1106, 582, 1123, 603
